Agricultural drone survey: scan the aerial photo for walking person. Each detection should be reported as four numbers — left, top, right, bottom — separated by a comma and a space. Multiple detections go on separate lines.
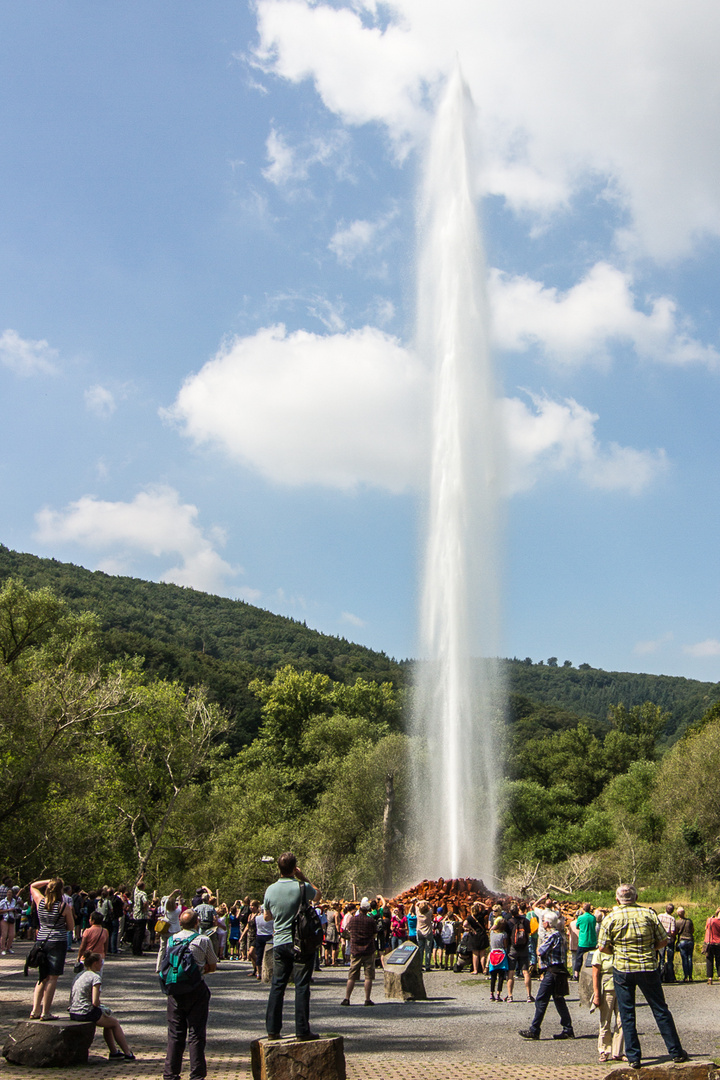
519, 912, 574, 1041
263, 852, 322, 1041
597, 883, 688, 1069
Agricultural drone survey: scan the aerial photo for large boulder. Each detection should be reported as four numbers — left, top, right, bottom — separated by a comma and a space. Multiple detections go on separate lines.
382, 944, 427, 1001
250, 1035, 346, 1080
3, 1019, 96, 1067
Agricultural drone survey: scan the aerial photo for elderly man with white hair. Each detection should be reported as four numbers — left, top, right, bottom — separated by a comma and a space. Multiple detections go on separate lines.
519, 910, 574, 1042
340, 897, 378, 1007
596, 883, 688, 1070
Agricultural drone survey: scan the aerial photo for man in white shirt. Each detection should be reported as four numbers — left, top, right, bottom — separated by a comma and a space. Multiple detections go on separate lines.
162, 909, 217, 1080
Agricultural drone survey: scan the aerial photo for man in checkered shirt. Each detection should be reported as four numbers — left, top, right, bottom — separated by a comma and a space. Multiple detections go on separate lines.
597, 884, 688, 1070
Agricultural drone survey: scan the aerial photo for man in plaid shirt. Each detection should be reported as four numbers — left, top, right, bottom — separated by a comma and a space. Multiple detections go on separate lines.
340, 898, 378, 1007
597, 883, 688, 1070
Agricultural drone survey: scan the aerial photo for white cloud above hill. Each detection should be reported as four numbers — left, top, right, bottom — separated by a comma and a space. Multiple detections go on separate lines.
34, 485, 237, 593
165, 326, 666, 496
254, 0, 720, 258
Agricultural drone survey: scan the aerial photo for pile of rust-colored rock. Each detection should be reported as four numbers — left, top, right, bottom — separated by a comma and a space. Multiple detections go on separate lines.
391, 877, 509, 917
390, 878, 594, 924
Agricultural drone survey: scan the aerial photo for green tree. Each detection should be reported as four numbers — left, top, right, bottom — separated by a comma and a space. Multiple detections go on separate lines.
605, 701, 668, 768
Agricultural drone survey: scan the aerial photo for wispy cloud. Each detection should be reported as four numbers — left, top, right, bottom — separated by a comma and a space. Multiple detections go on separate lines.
262, 125, 352, 190
341, 610, 366, 627
634, 632, 673, 656
0, 329, 59, 376
683, 638, 720, 658
84, 385, 116, 418
329, 209, 398, 266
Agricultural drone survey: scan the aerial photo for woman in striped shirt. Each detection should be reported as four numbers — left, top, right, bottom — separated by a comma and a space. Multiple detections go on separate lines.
29, 877, 75, 1021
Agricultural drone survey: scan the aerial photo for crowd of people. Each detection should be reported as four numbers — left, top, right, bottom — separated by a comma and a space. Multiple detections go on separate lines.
3, 869, 720, 1075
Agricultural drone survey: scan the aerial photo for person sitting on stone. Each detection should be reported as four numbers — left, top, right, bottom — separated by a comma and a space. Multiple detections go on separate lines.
68, 951, 135, 1061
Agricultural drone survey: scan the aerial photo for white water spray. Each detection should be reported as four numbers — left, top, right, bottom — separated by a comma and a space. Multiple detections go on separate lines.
413, 67, 503, 885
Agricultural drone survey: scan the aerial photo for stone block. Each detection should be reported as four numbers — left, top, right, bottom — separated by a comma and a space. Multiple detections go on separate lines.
262, 945, 274, 983
250, 1035, 345, 1080
382, 944, 427, 1001
3, 1019, 96, 1067
604, 1065, 719, 1080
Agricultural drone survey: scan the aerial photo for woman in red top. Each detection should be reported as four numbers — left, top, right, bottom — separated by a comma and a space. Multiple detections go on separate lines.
704, 908, 720, 984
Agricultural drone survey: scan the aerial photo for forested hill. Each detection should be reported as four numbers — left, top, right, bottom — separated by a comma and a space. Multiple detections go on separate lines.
506, 659, 720, 744
0, 545, 407, 745
2, 545, 718, 747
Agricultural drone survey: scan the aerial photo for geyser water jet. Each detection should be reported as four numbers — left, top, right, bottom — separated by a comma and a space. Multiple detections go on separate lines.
413, 67, 503, 885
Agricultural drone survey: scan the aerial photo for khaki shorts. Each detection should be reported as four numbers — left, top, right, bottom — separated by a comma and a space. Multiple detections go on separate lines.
349, 953, 375, 981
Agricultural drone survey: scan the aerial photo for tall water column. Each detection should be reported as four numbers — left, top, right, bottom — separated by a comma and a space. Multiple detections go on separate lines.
413, 67, 503, 886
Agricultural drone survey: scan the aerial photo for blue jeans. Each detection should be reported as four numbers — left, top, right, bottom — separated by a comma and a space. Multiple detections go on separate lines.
109, 919, 120, 954
612, 968, 683, 1064
265, 942, 314, 1038
529, 967, 573, 1036
678, 939, 693, 980
417, 933, 433, 969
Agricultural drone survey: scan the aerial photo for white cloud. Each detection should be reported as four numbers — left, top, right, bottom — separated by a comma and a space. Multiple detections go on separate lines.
341, 610, 366, 627
328, 209, 398, 266
254, 0, 720, 258
34, 485, 238, 594
164, 324, 428, 492
262, 125, 352, 188
0, 329, 58, 376
634, 632, 673, 656
501, 393, 668, 495
84, 385, 116, 418
166, 325, 665, 496
683, 638, 720, 658
490, 262, 720, 368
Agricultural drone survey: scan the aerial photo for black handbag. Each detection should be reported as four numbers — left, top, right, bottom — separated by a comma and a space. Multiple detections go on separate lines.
24, 903, 66, 978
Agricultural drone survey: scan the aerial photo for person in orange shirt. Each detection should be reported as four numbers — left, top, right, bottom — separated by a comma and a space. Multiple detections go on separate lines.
78, 911, 109, 968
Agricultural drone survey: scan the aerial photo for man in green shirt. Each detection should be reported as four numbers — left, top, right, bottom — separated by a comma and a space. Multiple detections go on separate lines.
572, 902, 598, 978
263, 852, 322, 1041
597, 883, 688, 1070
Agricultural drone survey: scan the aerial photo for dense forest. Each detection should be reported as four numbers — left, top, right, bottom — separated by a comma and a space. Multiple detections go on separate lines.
2, 545, 720, 900
2, 546, 718, 747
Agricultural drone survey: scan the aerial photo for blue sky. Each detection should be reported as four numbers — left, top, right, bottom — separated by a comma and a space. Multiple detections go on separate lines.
2, 0, 720, 681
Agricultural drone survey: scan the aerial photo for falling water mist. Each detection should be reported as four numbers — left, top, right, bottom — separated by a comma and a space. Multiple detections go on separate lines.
412, 67, 503, 887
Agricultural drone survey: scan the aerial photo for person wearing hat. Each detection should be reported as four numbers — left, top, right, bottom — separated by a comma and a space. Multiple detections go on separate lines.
596, 884, 688, 1070
340, 898, 377, 1007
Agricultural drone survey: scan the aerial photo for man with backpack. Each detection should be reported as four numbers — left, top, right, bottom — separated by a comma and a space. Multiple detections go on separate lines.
263, 852, 322, 1041
506, 903, 534, 1003
161, 908, 217, 1080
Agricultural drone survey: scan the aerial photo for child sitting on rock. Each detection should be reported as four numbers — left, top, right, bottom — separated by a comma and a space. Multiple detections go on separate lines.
68, 951, 135, 1061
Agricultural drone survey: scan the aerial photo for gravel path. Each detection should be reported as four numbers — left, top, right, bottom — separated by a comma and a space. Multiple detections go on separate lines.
1, 943, 718, 1077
